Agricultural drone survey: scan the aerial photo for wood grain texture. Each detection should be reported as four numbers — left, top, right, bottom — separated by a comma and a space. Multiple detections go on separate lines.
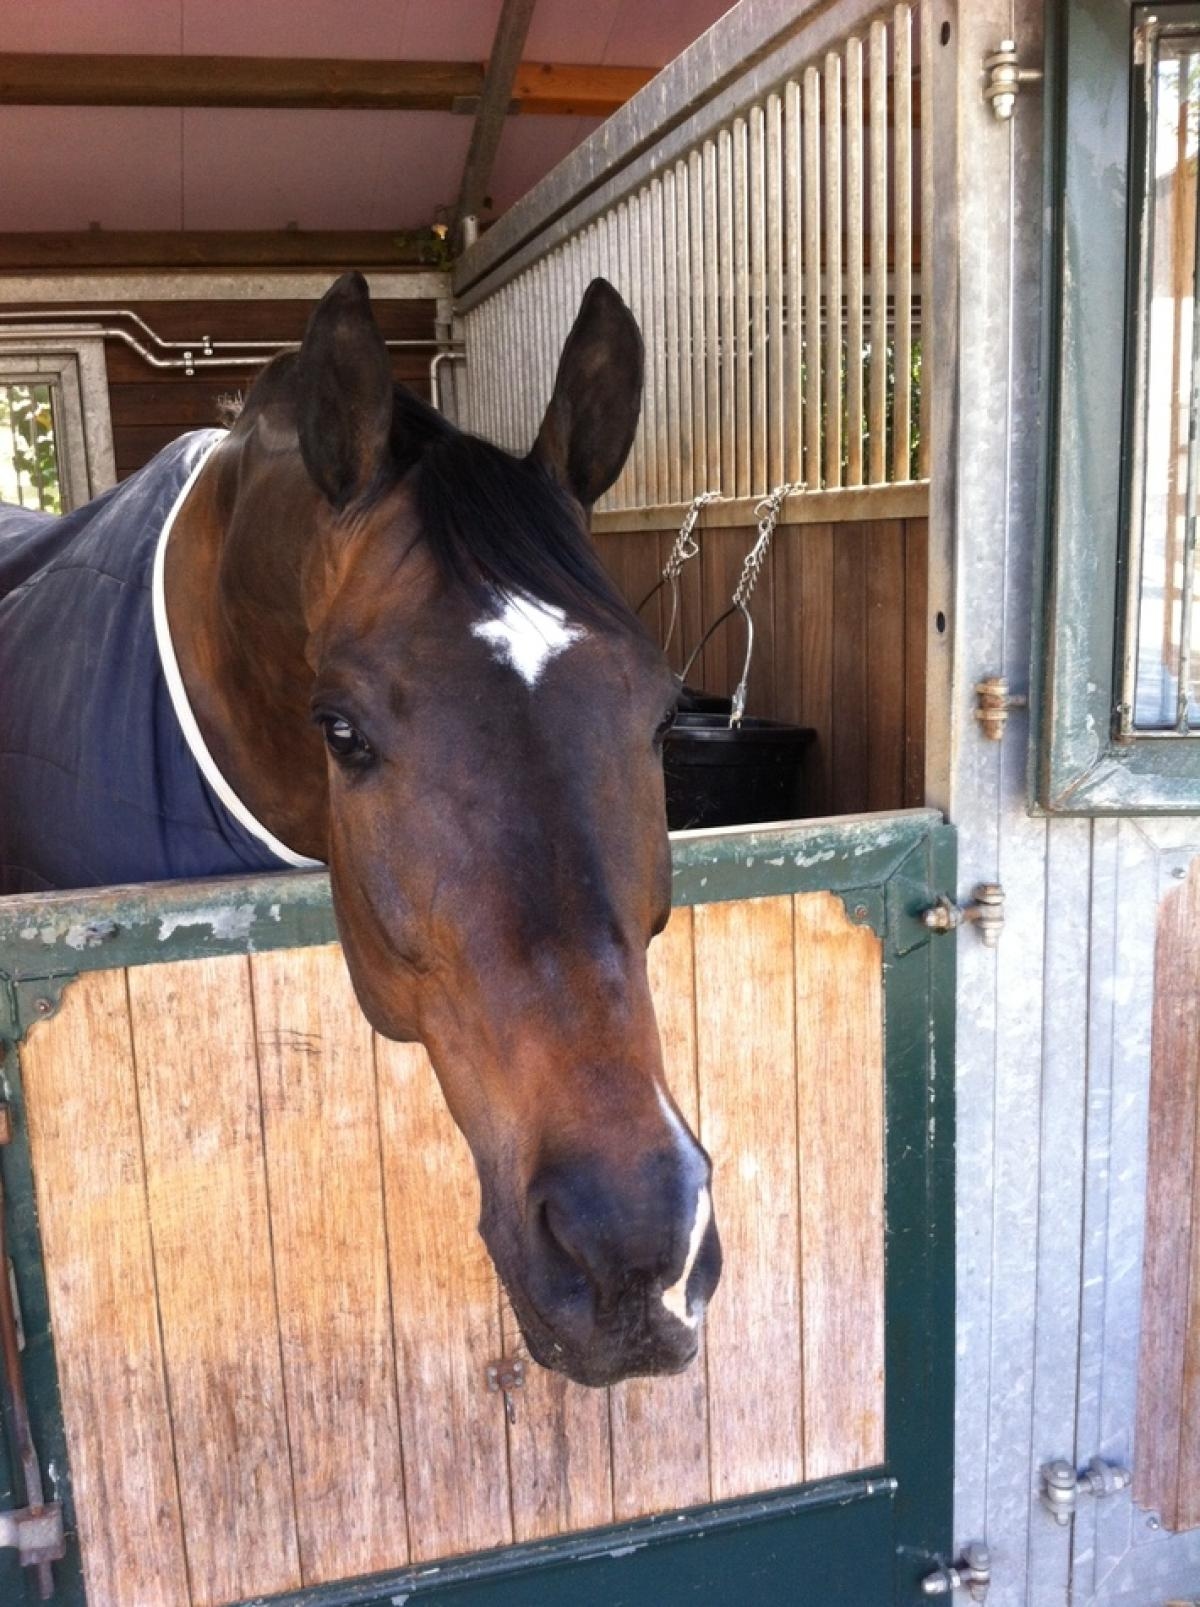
250, 945, 409, 1585
610, 908, 711, 1520
865, 521, 906, 811
904, 518, 928, 807
20, 969, 191, 1607
1136, 855, 1200, 1529
127, 956, 301, 1606
375, 1039, 513, 1561
793, 893, 885, 1476
693, 895, 803, 1498
831, 525, 868, 817
500, 1302, 614, 1542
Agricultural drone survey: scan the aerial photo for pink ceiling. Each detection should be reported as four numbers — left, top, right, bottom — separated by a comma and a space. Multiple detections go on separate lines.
2, 0, 733, 233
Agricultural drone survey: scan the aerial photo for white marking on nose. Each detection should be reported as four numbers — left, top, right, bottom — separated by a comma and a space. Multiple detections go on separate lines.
661, 1185, 711, 1329
471, 592, 585, 687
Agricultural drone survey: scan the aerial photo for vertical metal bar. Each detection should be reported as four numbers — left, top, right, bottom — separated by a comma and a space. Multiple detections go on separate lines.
784, 78, 803, 484
893, 3, 914, 481
689, 148, 708, 498
824, 49, 843, 489
803, 65, 823, 488
703, 137, 722, 495
667, 162, 688, 505
918, 0, 934, 479
1177, 80, 1200, 730
868, 18, 889, 486
733, 114, 752, 497
749, 103, 768, 496
28, 385, 48, 511
629, 196, 648, 508
718, 125, 736, 495
845, 34, 865, 488
766, 91, 786, 491
649, 177, 668, 508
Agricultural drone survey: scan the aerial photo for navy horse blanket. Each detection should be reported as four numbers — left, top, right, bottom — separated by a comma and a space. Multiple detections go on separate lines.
0, 429, 321, 893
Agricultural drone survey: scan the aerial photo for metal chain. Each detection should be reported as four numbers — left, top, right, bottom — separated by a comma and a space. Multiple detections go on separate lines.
732, 481, 803, 610
663, 491, 721, 581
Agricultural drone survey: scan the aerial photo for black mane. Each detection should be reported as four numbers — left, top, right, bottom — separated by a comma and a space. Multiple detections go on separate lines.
393, 387, 637, 632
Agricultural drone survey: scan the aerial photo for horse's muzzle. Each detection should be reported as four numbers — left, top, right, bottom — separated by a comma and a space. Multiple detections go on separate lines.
487, 1145, 722, 1387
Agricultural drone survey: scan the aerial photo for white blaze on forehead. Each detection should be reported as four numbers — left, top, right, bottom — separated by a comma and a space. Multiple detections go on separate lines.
470, 591, 586, 687
661, 1185, 712, 1330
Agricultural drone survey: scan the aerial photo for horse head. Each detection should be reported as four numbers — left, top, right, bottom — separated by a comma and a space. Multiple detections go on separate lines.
172, 272, 721, 1385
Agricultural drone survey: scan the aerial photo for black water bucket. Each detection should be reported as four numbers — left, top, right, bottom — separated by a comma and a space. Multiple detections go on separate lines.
664, 712, 816, 831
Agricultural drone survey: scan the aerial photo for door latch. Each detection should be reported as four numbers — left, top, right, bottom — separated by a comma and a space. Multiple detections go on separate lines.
983, 40, 1044, 120
1040, 1457, 1132, 1524
922, 884, 1005, 948
921, 1542, 991, 1600
974, 676, 1028, 741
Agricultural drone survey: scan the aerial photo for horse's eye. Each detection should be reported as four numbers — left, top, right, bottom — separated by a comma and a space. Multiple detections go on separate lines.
320, 715, 374, 765
653, 708, 677, 748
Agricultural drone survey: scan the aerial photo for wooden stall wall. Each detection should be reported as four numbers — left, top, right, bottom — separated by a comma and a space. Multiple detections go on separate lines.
595, 515, 928, 818
1135, 852, 1200, 1532
19, 894, 884, 1607
5, 296, 438, 480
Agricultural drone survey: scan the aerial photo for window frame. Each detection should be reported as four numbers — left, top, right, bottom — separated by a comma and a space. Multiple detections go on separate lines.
1036, 0, 1200, 811
0, 334, 115, 511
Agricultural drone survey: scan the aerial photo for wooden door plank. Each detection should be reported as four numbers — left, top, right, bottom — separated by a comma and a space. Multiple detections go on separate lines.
1137, 857, 1200, 1527
903, 518, 928, 807
610, 908, 711, 1520
693, 896, 803, 1497
250, 946, 409, 1585
501, 1313, 614, 1541
126, 956, 301, 1607
831, 524, 869, 815
771, 525, 805, 730
800, 525, 834, 815
374, 1039, 514, 1561
865, 520, 906, 811
20, 969, 191, 1607
793, 893, 885, 1477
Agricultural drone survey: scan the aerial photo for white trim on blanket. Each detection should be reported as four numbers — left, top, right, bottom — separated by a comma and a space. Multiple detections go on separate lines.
152, 435, 326, 870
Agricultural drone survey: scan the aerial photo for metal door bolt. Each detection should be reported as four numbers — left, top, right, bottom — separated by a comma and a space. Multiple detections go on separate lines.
922, 884, 1005, 947
1040, 1458, 1132, 1524
984, 40, 1044, 120
921, 1542, 991, 1600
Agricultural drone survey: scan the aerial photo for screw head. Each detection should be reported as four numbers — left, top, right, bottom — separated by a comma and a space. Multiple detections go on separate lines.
34, 997, 53, 1016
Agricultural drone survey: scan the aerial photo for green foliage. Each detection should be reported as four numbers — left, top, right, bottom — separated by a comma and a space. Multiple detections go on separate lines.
0, 384, 62, 513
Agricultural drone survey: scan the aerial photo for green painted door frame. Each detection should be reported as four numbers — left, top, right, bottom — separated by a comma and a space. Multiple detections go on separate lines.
0, 809, 954, 1607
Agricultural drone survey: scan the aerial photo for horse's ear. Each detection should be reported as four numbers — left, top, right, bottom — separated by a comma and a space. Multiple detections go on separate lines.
296, 272, 393, 510
530, 278, 643, 507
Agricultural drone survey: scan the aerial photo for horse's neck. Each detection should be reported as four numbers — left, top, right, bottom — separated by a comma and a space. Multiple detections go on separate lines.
164, 440, 329, 860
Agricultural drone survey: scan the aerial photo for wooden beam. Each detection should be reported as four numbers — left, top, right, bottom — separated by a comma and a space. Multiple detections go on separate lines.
0, 231, 446, 271
455, 0, 538, 238
0, 52, 651, 117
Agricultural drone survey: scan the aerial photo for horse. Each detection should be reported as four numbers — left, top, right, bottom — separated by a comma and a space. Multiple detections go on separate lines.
0, 272, 721, 1386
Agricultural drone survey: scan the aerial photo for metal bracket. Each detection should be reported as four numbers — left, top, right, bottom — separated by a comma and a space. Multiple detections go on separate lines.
485, 1357, 525, 1424
922, 884, 1005, 948
921, 1542, 992, 1600
0, 973, 80, 1055
0, 1502, 66, 1583
983, 40, 1044, 120
1040, 1457, 1132, 1525
974, 676, 1029, 741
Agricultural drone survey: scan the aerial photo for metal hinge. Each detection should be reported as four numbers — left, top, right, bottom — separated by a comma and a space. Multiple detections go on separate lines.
983, 40, 1044, 120
975, 676, 1028, 741
921, 1542, 992, 1600
922, 884, 1005, 948
1040, 1457, 1132, 1525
